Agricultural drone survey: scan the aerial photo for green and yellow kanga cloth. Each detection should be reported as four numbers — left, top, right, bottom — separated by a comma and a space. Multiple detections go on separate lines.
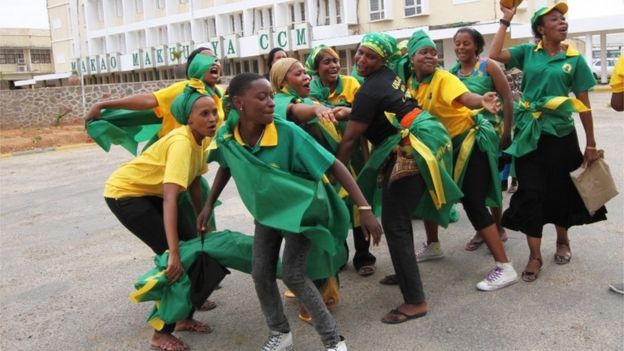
130, 230, 259, 330
357, 110, 463, 227
505, 96, 590, 158
274, 87, 342, 153
452, 113, 502, 208
208, 111, 349, 281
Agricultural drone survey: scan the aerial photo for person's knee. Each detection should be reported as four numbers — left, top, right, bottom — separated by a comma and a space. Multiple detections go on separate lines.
281, 265, 305, 289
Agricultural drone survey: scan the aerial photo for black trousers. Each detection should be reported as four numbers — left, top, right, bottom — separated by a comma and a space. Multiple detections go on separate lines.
459, 147, 495, 231
380, 158, 426, 304
105, 196, 196, 333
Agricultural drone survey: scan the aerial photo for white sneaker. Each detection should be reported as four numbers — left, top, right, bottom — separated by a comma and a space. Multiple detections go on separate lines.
261, 331, 293, 351
415, 242, 444, 262
326, 336, 347, 351
476, 262, 519, 291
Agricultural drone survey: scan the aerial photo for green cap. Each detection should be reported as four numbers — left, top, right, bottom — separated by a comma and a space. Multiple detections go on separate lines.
531, 2, 568, 27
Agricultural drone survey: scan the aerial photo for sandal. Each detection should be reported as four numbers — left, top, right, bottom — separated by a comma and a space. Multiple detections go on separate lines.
379, 274, 399, 285
174, 319, 212, 334
521, 257, 543, 282
381, 308, 427, 324
151, 334, 188, 351
198, 299, 217, 311
357, 264, 376, 277
554, 241, 572, 265
464, 235, 485, 251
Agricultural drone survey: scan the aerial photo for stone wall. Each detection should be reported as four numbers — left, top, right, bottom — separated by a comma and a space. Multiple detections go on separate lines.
0, 80, 179, 129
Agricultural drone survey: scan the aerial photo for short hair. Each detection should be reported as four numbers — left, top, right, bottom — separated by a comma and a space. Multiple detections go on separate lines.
228, 73, 267, 108
267, 48, 287, 69
454, 27, 485, 56
185, 47, 213, 78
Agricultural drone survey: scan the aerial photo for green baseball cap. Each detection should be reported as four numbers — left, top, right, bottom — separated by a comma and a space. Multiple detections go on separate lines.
531, 2, 568, 27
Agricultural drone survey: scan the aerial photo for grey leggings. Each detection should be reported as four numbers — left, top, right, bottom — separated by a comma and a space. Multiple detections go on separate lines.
251, 222, 340, 347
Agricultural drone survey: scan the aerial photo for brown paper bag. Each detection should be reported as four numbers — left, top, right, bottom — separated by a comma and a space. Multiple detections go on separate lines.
569, 151, 618, 216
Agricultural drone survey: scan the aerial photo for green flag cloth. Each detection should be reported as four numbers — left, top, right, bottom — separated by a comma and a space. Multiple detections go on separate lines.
130, 231, 259, 330
310, 76, 349, 108
452, 113, 502, 208
87, 108, 162, 156
357, 111, 463, 227
209, 112, 349, 281
505, 96, 589, 158
273, 89, 342, 153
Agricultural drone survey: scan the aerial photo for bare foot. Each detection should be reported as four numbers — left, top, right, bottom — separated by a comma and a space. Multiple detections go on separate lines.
174, 319, 212, 333
151, 332, 188, 351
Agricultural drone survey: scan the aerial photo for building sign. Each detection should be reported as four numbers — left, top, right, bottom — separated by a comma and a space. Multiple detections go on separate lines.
179, 42, 193, 61
154, 46, 168, 67
258, 29, 272, 54
107, 53, 120, 72
224, 34, 239, 58
292, 23, 311, 50
209, 37, 223, 58
273, 26, 290, 51
88, 56, 98, 74
131, 50, 142, 69
143, 48, 154, 68
168, 44, 181, 64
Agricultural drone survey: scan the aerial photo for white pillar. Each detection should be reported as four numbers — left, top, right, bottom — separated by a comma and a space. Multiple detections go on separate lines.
584, 34, 593, 64
600, 32, 608, 84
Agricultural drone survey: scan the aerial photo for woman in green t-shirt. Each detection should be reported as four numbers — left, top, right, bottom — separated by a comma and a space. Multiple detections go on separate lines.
490, 2, 607, 282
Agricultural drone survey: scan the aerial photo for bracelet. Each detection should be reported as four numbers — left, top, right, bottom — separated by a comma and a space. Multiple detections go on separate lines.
357, 205, 372, 211
586, 146, 597, 150
499, 18, 511, 27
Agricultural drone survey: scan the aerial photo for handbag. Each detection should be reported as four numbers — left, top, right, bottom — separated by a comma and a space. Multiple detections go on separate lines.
569, 150, 618, 216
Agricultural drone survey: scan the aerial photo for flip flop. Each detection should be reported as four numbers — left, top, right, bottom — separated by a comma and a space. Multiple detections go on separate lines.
379, 274, 399, 285
357, 265, 376, 277
521, 257, 542, 282
554, 241, 571, 265
198, 299, 217, 311
381, 308, 427, 324
464, 236, 485, 251
174, 320, 212, 334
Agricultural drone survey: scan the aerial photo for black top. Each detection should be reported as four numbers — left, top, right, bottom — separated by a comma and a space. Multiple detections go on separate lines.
350, 66, 417, 146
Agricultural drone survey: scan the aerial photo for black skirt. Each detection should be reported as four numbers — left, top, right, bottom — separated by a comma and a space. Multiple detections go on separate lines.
502, 131, 607, 237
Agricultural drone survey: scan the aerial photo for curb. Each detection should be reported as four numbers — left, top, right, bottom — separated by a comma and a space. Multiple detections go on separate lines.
0, 143, 95, 159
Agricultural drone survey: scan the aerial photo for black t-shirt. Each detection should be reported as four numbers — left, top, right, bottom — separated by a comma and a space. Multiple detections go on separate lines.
350, 66, 417, 146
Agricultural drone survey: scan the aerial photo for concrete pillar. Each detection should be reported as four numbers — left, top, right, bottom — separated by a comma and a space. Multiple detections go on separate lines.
600, 32, 608, 84
585, 34, 593, 64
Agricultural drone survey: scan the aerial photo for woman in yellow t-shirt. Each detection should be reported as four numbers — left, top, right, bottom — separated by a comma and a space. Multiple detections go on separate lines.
104, 84, 218, 351
405, 30, 518, 292
85, 47, 225, 139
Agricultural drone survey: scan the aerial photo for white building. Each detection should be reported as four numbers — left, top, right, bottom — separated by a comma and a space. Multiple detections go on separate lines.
46, 0, 623, 85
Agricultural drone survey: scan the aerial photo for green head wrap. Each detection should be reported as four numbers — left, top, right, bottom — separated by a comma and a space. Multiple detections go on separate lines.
407, 30, 436, 58
359, 32, 399, 61
187, 54, 218, 82
304, 45, 339, 76
171, 80, 209, 125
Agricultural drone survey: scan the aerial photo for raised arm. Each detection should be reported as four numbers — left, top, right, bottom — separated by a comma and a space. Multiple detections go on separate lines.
289, 103, 337, 123
84, 93, 159, 123
489, 5, 517, 64
456, 91, 501, 115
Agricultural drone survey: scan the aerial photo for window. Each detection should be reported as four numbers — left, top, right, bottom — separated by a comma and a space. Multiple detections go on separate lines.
229, 12, 244, 35
405, 0, 422, 16
205, 18, 217, 38
135, 0, 143, 14
369, 0, 385, 21
31, 49, 52, 64
179, 0, 189, 3
156, 0, 165, 9
0, 49, 25, 64
115, 0, 123, 17
96, 0, 104, 21
336, 0, 341, 24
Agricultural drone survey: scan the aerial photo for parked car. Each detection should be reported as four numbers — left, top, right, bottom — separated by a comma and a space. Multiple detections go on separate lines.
591, 58, 616, 80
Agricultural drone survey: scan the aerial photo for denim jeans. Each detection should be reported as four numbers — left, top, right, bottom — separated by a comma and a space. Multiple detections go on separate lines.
251, 222, 340, 347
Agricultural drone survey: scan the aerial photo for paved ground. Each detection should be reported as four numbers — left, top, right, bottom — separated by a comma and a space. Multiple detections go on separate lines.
1, 92, 622, 351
